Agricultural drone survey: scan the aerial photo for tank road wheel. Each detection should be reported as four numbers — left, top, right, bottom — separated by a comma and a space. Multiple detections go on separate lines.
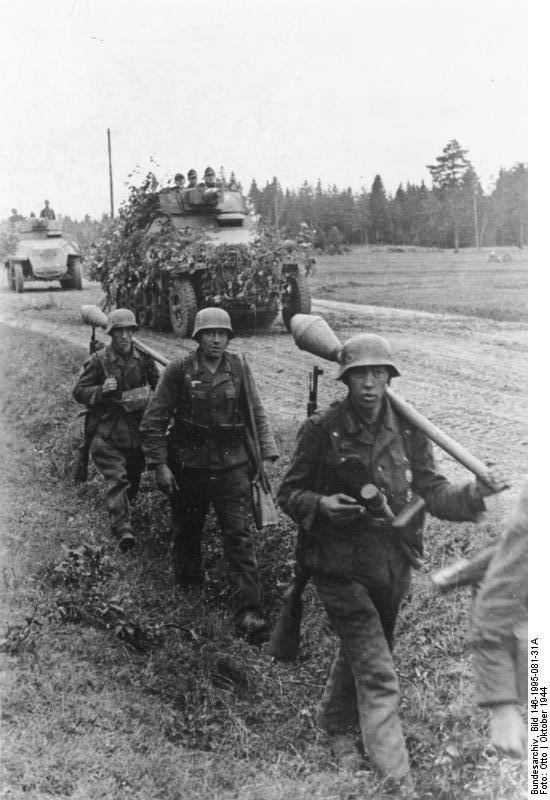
282, 274, 311, 332
72, 260, 83, 290
169, 278, 197, 338
9, 262, 25, 293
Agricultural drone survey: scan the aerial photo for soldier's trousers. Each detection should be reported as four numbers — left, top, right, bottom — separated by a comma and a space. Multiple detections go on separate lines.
170, 465, 262, 619
90, 434, 144, 535
313, 575, 411, 782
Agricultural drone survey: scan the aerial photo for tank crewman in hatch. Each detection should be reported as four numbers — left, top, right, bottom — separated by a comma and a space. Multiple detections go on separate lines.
174, 173, 185, 189
187, 169, 198, 189
40, 199, 56, 220
202, 166, 218, 188
139, 307, 279, 638
277, 332, 507, 796
73, 309, 160, 552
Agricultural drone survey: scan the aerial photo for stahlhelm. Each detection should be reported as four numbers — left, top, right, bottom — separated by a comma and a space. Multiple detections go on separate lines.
105, 308, 138, 334
192, 307, 234, 340
336, 333, 400, 380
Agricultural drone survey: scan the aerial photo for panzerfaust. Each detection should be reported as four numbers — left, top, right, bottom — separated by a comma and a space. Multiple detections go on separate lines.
81, 304, 168, 366
267, 314, 507, 662
290, 314, 507, 491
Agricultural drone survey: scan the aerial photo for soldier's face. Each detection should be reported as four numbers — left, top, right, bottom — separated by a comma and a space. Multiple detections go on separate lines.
346, 366, 390, 419
199, 329, 229, 360
111, 326, 134, 353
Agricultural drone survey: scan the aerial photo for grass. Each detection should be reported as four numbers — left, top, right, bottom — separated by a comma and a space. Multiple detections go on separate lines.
309, 245, 528, 322
0, 326, 527, 799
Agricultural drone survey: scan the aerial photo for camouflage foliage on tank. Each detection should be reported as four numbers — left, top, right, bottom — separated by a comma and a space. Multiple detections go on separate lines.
86, 172, 312, 336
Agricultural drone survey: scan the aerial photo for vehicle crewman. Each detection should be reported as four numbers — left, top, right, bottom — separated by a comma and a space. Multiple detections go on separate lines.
174, 173, 185, 189
72, 309, 159, 551
40, 200, 56, 220
139, 307, 278, 637
202, 167, 217, 188
187, 169, 198, 189
277, 333, 506, 795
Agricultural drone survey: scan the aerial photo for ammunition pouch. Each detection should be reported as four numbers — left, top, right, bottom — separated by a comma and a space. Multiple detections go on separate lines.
115, 386, 152, 414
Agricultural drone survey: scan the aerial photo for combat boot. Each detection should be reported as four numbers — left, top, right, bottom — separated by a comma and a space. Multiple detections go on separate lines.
114, 523, 136, 553
236, 610, 267, 639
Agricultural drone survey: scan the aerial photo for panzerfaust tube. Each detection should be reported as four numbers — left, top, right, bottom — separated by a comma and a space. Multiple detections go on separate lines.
387, 388, 505, 490
132, 339, 168, 367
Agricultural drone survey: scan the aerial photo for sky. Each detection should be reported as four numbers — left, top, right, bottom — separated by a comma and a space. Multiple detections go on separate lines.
0, 0, 528, 221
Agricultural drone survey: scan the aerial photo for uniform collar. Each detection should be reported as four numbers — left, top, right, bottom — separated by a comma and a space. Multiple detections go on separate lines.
342, 394, 398, 435
194, 349, 232, 379
107, 343, 140, 364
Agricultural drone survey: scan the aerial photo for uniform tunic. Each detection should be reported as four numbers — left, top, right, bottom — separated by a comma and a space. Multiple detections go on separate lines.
140, 349, 278, 616
277, 394, 485, 782
73, 344, 159, 534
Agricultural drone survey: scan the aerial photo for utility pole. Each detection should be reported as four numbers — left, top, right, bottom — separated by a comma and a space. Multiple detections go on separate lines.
473, 183, 480, 250
107, 128, 114, 220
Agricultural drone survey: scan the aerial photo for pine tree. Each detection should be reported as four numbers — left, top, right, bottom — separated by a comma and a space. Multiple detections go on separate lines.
427, 139, 472, 251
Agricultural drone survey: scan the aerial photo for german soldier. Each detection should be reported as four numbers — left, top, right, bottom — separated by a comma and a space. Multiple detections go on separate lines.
72, 309, 159, 551
139, 308, 278, 637
277, 333, 505, 795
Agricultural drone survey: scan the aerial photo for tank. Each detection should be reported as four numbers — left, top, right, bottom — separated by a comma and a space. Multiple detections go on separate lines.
87, 175, 312, 337
3, 217, 82, 293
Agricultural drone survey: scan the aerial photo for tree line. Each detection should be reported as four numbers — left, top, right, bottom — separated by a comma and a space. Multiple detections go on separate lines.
248, 140, 527, 252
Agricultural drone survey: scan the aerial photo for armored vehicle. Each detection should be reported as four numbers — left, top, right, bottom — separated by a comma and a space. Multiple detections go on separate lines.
90, 180, 312, 337
5, 217, 82, 292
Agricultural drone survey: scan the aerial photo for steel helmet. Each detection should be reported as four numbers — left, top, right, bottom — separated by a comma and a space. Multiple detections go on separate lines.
192, 307, 234, 340
105, 308, 138, 334
337, 333, 400, 380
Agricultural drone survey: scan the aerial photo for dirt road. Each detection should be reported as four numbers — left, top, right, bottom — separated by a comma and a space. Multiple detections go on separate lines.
0, 280, 527, 504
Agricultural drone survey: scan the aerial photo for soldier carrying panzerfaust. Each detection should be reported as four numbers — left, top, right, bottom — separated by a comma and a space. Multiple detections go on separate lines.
269, 313, 509, 796
268, 313, 509, 664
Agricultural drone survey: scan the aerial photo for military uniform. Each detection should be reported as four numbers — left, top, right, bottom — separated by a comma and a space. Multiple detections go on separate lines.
471, 481, 528, 708
277, 395, 485, 783
73, 344, 159, 538
140, 349, 278, 619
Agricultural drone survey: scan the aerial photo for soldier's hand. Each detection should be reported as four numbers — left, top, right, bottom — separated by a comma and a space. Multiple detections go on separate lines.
102, 377, 118, 394
319, 493, 365, 522
155, 464, 179, 495
475, 463, 509, 497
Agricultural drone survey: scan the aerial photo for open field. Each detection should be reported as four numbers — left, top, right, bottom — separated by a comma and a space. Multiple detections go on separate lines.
310, 246, 528, 322
0, 265, 528, 799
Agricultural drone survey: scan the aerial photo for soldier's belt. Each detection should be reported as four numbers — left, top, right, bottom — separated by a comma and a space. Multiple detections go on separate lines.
174, 419, 246, 440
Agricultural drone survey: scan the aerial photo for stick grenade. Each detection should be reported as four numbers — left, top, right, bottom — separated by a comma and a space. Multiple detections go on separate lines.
81, 305, 169, 366
290, 314, 508, 493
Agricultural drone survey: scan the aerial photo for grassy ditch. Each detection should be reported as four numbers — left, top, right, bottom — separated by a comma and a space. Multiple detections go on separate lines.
0, 325, 526, 799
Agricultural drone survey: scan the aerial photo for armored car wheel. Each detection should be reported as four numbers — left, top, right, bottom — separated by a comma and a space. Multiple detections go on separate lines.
282, 274, 311, 332
169, 277, 197, 338
8, 262, 24, 293
72, 260, 83, 290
